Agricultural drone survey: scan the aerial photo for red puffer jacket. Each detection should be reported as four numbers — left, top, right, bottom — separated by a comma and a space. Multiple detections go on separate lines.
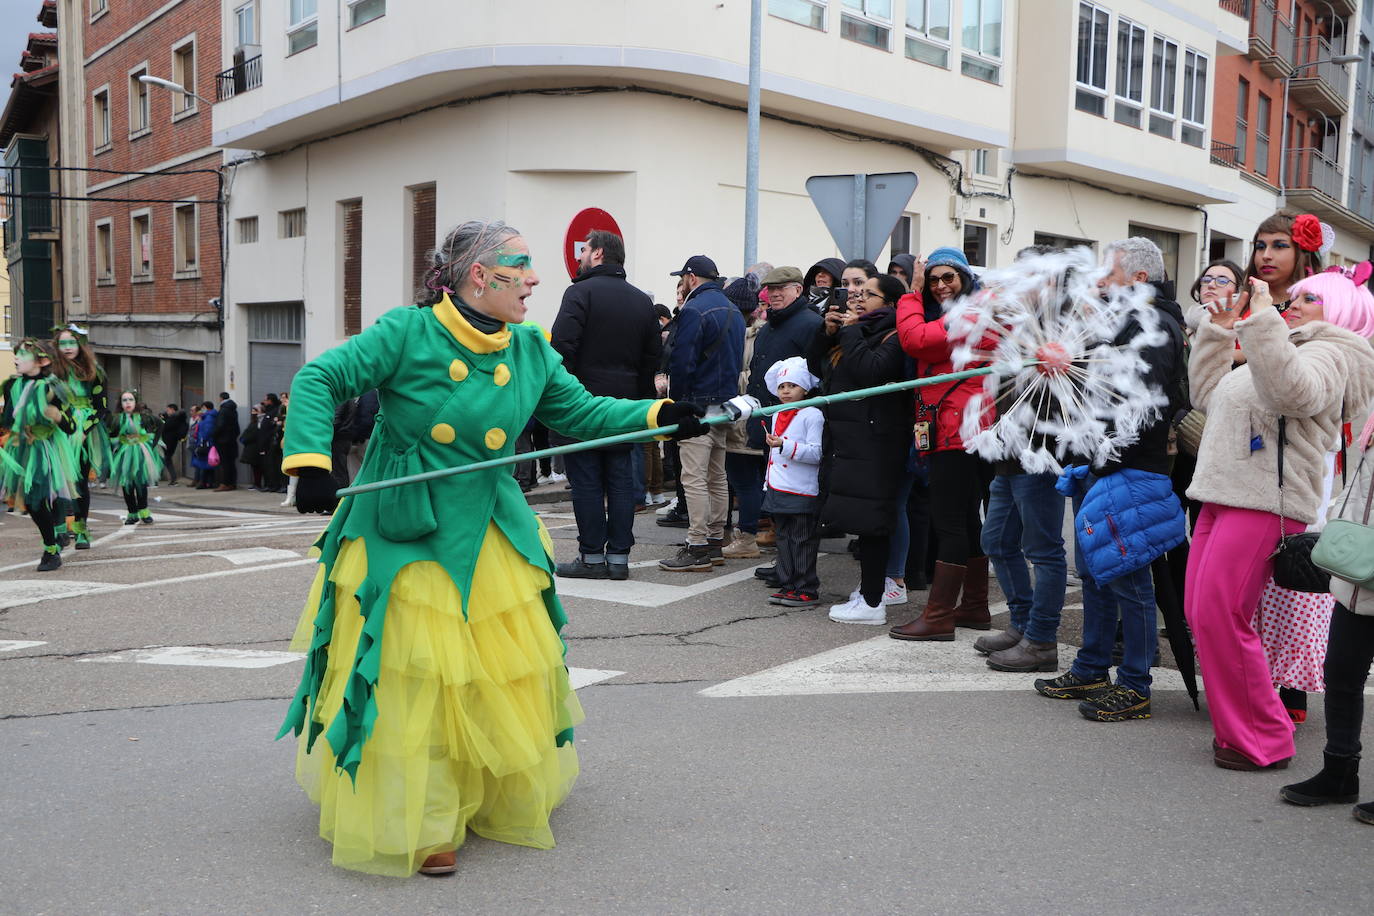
896, 291, 995, 453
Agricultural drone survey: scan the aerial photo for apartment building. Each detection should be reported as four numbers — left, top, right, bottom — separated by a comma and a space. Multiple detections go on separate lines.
209, 0, 1245, 395
1209, 0, 1372, 266
82, 0, 223, 410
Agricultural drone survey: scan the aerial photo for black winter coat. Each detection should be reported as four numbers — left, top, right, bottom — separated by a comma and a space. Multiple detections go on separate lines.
551, 263, 661, 398
213, 399, 241, 448
744, 295, 824, 449
807, 309, 912, 537
1095, 295, 1187, 477
160, 409, 188, 446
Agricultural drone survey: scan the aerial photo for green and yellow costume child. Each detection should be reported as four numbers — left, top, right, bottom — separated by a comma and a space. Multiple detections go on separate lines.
278, 291, 685, 876
52, 324, 112, 548
1, 339, 80, 570
106, 395, 162, 525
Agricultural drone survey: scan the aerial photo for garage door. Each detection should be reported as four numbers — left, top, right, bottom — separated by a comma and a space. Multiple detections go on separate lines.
246, 302, 304, 405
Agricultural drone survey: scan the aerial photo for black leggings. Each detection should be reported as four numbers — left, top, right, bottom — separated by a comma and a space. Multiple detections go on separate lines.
75, 455, 91, 522
27, 498, 58, 548
123, 485, 148, 514
1324, 601, 1374, 758
926, 450, 988, 565
858, 535, 890, 607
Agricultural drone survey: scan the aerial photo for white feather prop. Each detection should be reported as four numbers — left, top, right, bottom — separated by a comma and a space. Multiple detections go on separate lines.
942, 247, 1170, 475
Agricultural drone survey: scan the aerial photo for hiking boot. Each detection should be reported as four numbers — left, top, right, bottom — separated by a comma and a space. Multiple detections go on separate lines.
556, 557, 609, 579
721, 532, 761, 559
777, 590, 820, 608
1034, 671, 1109, 700
1281, 753, 1360, 806
987, 638, 1059, 673
705, 538, 725, 566
953, 555, 991, 629
973, 626, 1023, 657
659, 544, 712, 572
656, 503, 689, 528
755, 526, 776, 548
36, 548, 62, 572
1078, 685, 1151, 722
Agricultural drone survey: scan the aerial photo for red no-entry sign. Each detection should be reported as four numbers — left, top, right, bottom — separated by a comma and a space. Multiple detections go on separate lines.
564, 208, 623, 279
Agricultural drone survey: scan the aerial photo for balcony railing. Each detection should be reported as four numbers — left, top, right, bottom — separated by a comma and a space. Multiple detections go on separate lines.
1285, 147, 1344, 201
1290, 36, 1351, 116
1219, 0, 1250, 17
1211, 140, 1240, 168
4, 190, 57, 239
1298, 36, 1351, 95
215, 55, 262, 101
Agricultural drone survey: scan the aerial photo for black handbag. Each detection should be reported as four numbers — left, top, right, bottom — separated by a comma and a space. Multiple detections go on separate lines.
1270, 417, 1338, 594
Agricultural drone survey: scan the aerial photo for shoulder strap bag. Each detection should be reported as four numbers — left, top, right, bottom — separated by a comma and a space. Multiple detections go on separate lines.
1312, 430, 1374, 611
1270, 416, 1335, 594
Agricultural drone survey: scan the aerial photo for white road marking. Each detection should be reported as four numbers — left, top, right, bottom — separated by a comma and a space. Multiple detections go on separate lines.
554, 563, 768, 607
51, 547, 302, 568
0, 640, 47, 652
567, 667, 624, 689
0, 559, 317, 610
109, 527, 325, 549
80, 646, 306, 668
0, 580, 114, 610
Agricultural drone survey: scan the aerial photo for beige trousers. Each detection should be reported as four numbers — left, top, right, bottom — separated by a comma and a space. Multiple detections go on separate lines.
677, 425, 730, 543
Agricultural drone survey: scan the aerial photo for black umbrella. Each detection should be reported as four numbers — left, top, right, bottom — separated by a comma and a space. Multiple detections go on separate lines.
1151, 554, 1200, 711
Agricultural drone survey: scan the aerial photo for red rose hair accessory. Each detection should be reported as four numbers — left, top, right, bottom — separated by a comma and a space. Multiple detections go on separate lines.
1291, 214, 1324, 252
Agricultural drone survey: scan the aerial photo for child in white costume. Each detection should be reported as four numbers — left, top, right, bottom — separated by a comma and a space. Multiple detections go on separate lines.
762, 356, 825, 607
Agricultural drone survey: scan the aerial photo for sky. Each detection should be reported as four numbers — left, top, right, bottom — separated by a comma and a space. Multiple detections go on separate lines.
0, 1, 47, 119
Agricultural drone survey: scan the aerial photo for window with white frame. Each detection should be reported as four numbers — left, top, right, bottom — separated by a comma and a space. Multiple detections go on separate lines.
1255, 92, 1271, 174
92, 86, 111, 151
974, 148, 998, 177
769, 0, 826, 30
1114, 18, 1146, 128
1149, 35, 1179, 139
130, 210, 152, 279
1075, 2, 1111, 117
279, 208, 306, 239
288, 0, 318, 55
90, 0, 108, 19
906, 0, 951, 67
174, 202, 199, 275
840, 1, 892, 50
349, 0, 385, 28
128, 64, 150, 137
961, 0, 1003, 83
171, 37, 196, 116
95, 220, 114, 284
234, 2, 258, 48
1180, 49, 1208, 148
237, 216, 259, 244
1235, 76, 1249, 166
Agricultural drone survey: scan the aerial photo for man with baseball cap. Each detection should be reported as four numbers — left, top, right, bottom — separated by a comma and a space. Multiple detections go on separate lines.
659, 255, 745, 571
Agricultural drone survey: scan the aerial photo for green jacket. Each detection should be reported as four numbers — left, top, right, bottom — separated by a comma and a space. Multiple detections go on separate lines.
278, 293, 664, 778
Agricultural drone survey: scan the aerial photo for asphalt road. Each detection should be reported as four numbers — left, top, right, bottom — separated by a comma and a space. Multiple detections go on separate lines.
1, 488, 1370, 914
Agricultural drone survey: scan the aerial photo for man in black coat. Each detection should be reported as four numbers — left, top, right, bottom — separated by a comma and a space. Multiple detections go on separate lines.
159, 403, 188, 485
213, 392, 242, 491
746, 266, 824, 450
550, 230, 662, 581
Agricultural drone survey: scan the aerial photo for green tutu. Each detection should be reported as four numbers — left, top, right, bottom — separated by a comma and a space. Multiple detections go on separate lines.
108, 414, 162, 489
72, 407, 115, 477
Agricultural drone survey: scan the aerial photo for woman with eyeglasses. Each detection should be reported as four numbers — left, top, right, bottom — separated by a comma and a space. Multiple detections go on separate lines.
811, 273, 913, 624
889, 247, 996, 641
1184, 260, 1245, 334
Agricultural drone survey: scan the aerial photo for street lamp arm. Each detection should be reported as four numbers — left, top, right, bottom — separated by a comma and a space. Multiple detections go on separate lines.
137, 74, 212, 105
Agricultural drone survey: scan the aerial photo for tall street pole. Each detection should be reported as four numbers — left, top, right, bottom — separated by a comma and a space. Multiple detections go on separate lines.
744, 0, 761, 272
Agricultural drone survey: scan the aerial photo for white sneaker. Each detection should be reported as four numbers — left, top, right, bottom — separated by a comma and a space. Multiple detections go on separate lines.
656, 499, 680, 517
281, 497, 295, 507
549, 472, 567, 484
830, 595, 860, 618
882, 578, 908, 606
830, 597, 887, 625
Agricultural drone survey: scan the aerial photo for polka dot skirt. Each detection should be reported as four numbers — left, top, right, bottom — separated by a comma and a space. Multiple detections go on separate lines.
1252, 579, 1333, 694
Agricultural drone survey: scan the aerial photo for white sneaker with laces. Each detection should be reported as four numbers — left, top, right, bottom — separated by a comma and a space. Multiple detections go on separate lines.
829, 595, 860, 619
830, 597, 887, 625
882, 578, 909, 606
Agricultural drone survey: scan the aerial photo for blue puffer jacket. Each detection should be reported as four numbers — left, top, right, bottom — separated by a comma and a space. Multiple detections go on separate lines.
1057, 465, 1186, 583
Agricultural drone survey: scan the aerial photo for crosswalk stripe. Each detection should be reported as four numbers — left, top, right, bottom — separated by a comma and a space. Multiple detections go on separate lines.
0, 640, 47, 652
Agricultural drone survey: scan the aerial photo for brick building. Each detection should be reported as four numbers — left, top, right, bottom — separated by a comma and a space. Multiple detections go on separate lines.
84, 0, 223, 409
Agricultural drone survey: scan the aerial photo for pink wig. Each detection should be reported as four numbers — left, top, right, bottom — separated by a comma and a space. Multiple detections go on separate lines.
1287, 266, 1374, 339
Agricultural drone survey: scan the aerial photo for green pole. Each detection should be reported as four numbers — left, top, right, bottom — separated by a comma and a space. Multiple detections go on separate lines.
336, 364, 1010, 497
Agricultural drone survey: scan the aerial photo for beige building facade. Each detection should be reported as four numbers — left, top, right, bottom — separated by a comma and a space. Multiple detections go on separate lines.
209, 0, 1312, 397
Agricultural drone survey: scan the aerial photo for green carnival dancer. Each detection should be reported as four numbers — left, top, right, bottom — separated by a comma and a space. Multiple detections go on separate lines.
52, 323, 112, 549
1, 339, 79, 571
276, 219, 704, 877
105, 389, 162, 525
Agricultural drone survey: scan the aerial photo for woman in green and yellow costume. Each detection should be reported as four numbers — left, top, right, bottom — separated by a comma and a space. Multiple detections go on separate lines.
278, 219, 704, 877
105, 390, 162, 525
52, 324, 112, 548
1, 339, 80, 571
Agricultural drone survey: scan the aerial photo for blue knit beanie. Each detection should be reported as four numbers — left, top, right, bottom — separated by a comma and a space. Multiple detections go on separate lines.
925, 246, 971, 271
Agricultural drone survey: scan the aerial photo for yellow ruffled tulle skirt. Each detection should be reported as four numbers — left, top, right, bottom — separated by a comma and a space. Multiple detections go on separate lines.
290, 522, 583, 877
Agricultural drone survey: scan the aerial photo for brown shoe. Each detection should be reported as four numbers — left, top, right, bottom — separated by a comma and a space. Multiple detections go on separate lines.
418, 850, 457, 875
973, 626, 1022, 656
986, 637, 1059, 672
1213, 740, 1293, 771
889, 561, 963, 641
214, 484, 236, 492
705, 537, 726, 566
755, 523, 776, 548
721, 532, 761, 559
953, 555, 991, 629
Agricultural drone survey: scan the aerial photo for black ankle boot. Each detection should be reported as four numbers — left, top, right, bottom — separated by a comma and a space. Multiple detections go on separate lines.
1280, 752, 1360, 806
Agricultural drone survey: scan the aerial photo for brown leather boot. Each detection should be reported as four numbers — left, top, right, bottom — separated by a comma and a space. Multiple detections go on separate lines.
418, 849, 457, 875
953, 555, 991, 630
889, 561, 963, 641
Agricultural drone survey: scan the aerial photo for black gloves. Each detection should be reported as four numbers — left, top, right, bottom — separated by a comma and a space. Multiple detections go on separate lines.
657, 401, 707, 441
295, 467, 339, 514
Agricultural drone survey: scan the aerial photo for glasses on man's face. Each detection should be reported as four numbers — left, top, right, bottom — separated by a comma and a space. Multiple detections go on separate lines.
1199, 276, 1234, 287
929, 272, 959, 286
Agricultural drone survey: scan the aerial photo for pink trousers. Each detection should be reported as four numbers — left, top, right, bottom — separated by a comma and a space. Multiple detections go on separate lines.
1185, 504, 1298, 766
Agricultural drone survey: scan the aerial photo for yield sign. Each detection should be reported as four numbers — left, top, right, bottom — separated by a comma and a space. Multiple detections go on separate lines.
805, 172, 918, 262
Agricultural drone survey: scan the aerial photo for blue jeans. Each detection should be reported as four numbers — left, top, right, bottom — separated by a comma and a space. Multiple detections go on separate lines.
725, 453, 765, 535
981, 472, 1067, 643
886, 471, 916, 579
629, 440, 647, 504
563, 445, 636, 560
